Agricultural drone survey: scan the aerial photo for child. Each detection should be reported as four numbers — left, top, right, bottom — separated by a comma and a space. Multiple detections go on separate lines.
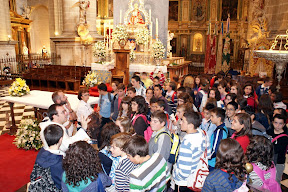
208, 107, 228, 171
231, 113, 251, 153
246, 136, 281, 191
230, 81, 242, 98
200, 103, 217, 142
243, 83, 257, 109
224, 93, 237, 106
111, 81, 119, 94
272, 91, 287, 110
172, 110, 210, 191
127, 87, 136, 98
124, 135, 170, 191
165, 81, 178, 114
131, 96, 149, 136
115, 116, 135, 135
149, 111, 172, 162
202, 138, 248, 191
131, 75, 146, 97
255, 77, 273, 98
98, 83, 113, 128
217, 81, 228, 101
208, 87, 224, 108
110, 133, 138, 191
267, 114, 288, 184
177, 92, 198, 112
150, 69, 166, 87
141, 72, 153, 89
145, 88, 154, 106
118, 96, 132, 118
176, 87, 186, 98
111, 83, 126, 121
29, 124, 64, 191
224, 101, 238, 136
62, 141, 111, 191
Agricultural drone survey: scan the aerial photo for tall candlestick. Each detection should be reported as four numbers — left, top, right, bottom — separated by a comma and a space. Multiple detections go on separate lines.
120, 10, 122, 24
149, 9, 151, 23
156, 18, 158, 39
150, 22, 153, 38
109, 21, 111, 49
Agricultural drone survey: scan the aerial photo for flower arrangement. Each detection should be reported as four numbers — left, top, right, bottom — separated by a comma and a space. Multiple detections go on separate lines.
112, 25, 129, 42
135, 27, 150, 45
130, 48, 136, 61
8, 78, 30, 97
151, 40, 166, 60
92, 41, 106, 62
14, 118, 42, 150
82, 71, 99, 88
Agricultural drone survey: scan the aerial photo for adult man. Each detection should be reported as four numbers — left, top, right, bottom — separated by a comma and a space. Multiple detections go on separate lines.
154, 84, 172, 114
131, 75, 146, 97
40, 104, 90, 152
52, 90, 77, 136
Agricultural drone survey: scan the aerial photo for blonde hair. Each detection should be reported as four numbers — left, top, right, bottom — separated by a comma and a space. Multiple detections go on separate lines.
183, 76, 194, 89
110, 133, 131, 148
116, 116, 135, 134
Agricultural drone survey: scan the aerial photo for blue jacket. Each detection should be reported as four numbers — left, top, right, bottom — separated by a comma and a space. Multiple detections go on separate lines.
35, 148, 64, 189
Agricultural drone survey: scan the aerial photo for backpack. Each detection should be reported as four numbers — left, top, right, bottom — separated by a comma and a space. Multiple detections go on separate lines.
155, 131, 180, 164
271, 134, 288, 163
187, 130, 209, 191
28, 163, 62, 192
132, 114, 149, 126
251, 163, 281, 192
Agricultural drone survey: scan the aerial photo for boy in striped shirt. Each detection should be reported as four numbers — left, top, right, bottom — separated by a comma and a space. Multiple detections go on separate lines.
124, 135, 170, 192
110, 133, 138, 192
172, 111, 210, 191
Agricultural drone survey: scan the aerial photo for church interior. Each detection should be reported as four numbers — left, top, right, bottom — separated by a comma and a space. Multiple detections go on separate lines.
0, 0, 288, 191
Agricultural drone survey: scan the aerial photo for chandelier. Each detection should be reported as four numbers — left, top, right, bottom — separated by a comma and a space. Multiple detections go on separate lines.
254, 30, 288, 91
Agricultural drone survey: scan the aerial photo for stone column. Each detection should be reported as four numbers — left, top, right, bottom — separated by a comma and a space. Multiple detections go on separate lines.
62, 0, 78, 36
0, 0, 16, 58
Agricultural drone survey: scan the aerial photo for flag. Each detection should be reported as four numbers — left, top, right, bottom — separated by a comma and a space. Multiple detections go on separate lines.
204, 21, 211, 74
222, 15, 231, 72
209, 35, 216, 74
215, 22, 223, 73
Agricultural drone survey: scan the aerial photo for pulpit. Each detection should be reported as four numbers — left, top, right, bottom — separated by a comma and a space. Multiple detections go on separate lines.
112, 49, 130, 85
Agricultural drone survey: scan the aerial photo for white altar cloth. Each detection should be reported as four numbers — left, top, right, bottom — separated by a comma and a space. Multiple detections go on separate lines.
0, 90, 99, 111
129, 64, 167, 73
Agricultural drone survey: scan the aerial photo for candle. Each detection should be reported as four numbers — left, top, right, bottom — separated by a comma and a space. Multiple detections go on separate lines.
109, 21, 111, 49
156, 18, 158, 39
150, 22, 153, 38
120, 10, 122, 24
149, 9, 151, 23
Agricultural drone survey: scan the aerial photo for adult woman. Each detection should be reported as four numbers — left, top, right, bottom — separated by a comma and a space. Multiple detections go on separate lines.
202, 138, 248, 191
76, 88, 94, 124
231, 113, 252, 153
131, 96, 149, 136
62, 141, 111, 191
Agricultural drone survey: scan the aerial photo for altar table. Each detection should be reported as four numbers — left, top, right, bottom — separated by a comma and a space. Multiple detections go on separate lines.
1, 90, 99, 134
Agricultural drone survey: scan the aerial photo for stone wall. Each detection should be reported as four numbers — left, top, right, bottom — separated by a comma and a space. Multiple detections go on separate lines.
265, 0, 288, 36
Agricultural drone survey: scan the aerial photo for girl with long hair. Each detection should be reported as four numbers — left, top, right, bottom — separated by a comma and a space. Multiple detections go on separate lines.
255, 94, 274, 130
246, 136, 281, 191
115, 116, 135, 135
208, 87, 224, 108
131, 96, 149, 136
231, 113, 252, 153
62, 141, 111, 191
118, 96, 132, 118
243, 83, 257, 110
202, 138, 248, 191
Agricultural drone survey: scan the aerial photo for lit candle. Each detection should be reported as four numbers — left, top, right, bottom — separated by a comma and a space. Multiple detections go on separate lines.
150, 22, 153, 38
149, 9, 151, 23
120, 10, 122, 24
156, 18, 158, 39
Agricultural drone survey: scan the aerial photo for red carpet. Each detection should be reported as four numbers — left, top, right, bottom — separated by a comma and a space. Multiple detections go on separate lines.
0, 134, 38, 192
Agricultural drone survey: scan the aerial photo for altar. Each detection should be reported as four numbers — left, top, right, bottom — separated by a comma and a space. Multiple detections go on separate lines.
1, 90, 99, 134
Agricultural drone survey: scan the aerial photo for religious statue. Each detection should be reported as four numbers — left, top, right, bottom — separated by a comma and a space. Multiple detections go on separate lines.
79, 0, 90, 24
167, 31, 174, 58
21, 6, 32, 19
42, 46, 47, 57
128, 4, 145, 25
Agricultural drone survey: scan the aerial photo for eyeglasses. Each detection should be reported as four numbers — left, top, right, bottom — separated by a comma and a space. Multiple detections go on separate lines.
82, 93, 90, 96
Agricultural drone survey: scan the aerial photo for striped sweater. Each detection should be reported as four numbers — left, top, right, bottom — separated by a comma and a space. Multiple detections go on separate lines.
172, 129, 210, 186
130, 153, 170, 192
115, 156, 138, 192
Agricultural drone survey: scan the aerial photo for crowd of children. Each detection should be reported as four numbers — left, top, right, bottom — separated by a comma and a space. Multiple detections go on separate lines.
29, 72, 288, 192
